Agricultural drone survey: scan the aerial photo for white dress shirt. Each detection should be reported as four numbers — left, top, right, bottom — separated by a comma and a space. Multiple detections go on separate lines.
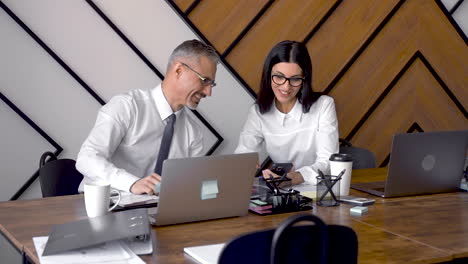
76, 84, 204, 192
235, 95, 339, 184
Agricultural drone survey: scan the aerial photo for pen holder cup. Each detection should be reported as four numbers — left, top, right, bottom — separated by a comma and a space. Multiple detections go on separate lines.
316, 176, 340, 207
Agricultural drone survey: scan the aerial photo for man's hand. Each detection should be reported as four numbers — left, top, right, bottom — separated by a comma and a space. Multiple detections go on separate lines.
130, 173, 161, 195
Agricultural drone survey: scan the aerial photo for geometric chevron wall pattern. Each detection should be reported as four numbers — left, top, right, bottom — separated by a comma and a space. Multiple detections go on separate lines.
0, 0, 466, 201
171, 0, 468, 166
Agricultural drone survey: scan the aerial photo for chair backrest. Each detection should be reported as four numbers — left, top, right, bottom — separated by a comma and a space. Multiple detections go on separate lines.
339, 139, 377, 169
219, 213, 358, 264
39, 152, 83, 198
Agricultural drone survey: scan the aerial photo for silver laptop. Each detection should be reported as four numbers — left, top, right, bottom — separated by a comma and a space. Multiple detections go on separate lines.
149, 152, 258, 226
351, 130, 467, 198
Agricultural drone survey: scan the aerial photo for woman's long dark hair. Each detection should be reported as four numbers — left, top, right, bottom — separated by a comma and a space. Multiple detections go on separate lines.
257, 40, 320, 114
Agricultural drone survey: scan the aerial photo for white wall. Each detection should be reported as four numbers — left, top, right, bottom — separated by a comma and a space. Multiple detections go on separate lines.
0, 0, 254, 201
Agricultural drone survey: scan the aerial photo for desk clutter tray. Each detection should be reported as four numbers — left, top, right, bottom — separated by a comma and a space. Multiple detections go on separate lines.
249, 194, 313, 216
249, 176, 313, 215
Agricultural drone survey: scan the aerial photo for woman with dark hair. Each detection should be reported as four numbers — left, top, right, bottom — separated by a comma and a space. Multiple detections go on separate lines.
235, 40, 339, 185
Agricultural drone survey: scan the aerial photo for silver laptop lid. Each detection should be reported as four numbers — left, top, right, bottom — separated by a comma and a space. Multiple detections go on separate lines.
43, 208, 149, 256
385, 130, 467, 197
154, 152, 258, 226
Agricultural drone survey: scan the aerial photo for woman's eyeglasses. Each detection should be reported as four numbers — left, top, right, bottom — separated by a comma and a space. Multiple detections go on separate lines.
271, 74, 304, 87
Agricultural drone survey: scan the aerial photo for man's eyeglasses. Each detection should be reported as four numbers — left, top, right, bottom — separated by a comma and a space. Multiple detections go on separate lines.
271, 74, 304, 87
181, 62, 216, 87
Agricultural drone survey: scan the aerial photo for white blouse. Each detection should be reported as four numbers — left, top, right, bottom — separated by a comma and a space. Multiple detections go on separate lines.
235, 95, 339, 184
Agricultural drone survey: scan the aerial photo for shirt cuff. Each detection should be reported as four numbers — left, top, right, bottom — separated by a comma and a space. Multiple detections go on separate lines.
113, 170, 141, 192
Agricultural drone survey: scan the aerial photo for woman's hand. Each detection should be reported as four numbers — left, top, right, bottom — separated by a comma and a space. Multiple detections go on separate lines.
262, 169, 280, 180
286, 171, 305, 185
262, 165, 304, 186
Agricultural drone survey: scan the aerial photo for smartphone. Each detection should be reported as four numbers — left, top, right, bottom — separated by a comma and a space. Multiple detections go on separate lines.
255, 161, 293, 177
338, 196, 375, 206
270, 163, 293, 176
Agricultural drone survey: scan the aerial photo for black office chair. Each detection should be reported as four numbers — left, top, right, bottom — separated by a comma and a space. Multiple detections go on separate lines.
219, 213, 358, 264
339, 139, 377, 169
38, 151, 83, 197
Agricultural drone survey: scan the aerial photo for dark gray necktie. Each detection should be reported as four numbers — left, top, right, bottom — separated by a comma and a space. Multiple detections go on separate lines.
154, 113, 176, 175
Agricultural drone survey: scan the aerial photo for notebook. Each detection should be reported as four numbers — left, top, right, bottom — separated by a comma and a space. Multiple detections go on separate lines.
149, 152, 258, 226
351, 130, 468, 197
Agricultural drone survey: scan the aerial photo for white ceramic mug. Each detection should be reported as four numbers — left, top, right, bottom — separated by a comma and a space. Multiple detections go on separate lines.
329, 153, 353, 196
84, 182, 121, 218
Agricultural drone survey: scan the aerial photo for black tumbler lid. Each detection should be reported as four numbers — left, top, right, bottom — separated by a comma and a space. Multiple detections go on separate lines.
329, 153, 353, 162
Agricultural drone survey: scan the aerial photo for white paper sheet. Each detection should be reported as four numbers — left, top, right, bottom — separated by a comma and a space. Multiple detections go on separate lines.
184, 243, 225, 264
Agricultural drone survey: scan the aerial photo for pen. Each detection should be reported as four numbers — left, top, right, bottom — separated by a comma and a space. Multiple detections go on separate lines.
336, 169, 346, 181
318, 169, 325, 179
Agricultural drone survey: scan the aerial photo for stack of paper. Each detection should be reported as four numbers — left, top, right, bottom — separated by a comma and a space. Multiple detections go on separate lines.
117, 192, 159, 206
33, 236, 144, 264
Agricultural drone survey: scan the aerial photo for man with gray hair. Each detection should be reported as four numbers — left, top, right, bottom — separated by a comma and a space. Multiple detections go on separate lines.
76, 39, 219, 194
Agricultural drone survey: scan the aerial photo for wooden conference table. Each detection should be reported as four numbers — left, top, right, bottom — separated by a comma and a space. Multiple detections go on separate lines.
0, 168, 467, 264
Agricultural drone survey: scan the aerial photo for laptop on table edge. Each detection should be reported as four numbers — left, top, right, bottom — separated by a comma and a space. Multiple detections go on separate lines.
351, 130, 468, 198
149, 152, 258, 226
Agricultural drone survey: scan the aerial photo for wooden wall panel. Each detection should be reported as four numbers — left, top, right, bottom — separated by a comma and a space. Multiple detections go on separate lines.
353, 58, 468, 165
226, 0, 338, 93
188, 0, 268, 53
306, 0, 400, 92
171, 0, 468, 167
330, 0, 421, 139
329, 0, 467, 147
418, 1, 468, 103
172, 0, 195, 13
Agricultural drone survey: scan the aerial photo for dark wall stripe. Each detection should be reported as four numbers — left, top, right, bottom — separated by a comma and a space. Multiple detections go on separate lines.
302, 0, 342, 44
0, 93, 63, 154
190, 110, 222, 155
323, 0, 405, 94
435, 0, 467, 44
379, 155, 390, 168
221, 0, 275, 58
0, 1, 106, 106
86, 0, 165, 80
0, 1, 106, 200
407, 122, 424, 133
379, 122, 424, 167
87, 0, 223, 155
166, 0, 258, 99
1, 93, 63, 200
418, 53, 468, 119
449, 0, 465, 14
185, 0, 200, 16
